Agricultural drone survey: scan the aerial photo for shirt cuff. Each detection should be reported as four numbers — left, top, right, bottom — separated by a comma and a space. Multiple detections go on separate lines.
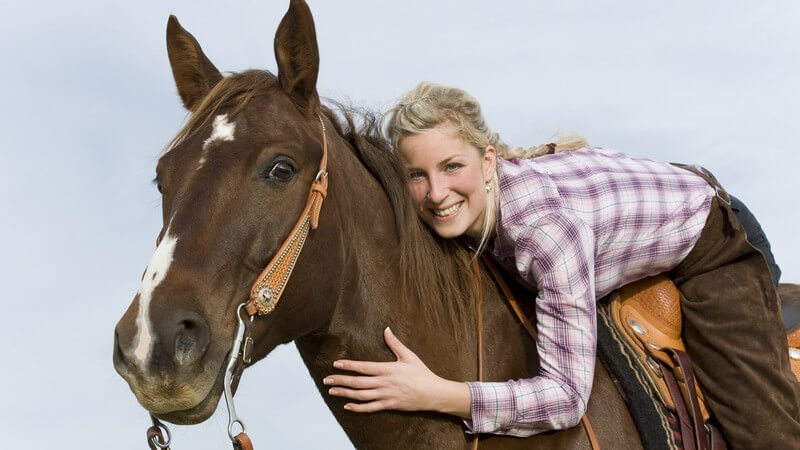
462, 381, 517, 434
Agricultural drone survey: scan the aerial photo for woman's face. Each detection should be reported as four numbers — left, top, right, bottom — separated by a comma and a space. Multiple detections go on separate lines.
399, 125, 495, 240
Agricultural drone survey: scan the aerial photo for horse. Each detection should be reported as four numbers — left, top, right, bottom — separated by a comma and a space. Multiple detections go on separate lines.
114, 1, 795, 448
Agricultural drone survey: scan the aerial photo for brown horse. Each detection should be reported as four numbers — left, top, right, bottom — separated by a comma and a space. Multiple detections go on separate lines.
113, 1, 663, 448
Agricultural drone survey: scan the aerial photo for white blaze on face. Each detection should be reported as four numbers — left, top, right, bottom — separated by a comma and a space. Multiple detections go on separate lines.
132, 234, 178, 365
199, 114, 236, 167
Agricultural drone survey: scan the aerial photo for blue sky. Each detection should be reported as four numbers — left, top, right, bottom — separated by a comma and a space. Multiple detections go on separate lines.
2, 1, 798, 448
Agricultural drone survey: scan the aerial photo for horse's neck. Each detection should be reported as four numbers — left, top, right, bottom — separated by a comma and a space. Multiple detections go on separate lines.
292, 142, 480, 447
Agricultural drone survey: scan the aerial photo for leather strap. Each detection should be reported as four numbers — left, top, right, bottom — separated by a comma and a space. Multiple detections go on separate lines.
479, 255, 600, 450
580, 415, 601, 450
470, 257, 483, 450
232, 432, 254, 450
668, 349, 710, 450
245, 114, 329, 316
482, 256, 538, 339
662, 362, 697, 450
709, 421, 726, 450
146, 426, 169, 450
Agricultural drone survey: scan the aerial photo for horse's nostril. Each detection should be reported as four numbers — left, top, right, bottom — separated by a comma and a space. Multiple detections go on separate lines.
173, 314, 210, 367
113, 328, 129, 370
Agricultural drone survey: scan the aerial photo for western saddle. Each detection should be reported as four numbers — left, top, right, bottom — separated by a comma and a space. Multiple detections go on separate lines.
611, 275, 800, 450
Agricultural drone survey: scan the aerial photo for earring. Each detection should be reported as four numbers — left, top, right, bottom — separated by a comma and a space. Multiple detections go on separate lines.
485, 182, 492, 192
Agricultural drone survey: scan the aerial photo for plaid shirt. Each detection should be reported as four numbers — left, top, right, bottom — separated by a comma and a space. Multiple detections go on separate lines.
464, 148, 714, 436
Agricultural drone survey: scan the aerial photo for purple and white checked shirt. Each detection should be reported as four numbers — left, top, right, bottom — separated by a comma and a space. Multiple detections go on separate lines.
464, 148, 714, 436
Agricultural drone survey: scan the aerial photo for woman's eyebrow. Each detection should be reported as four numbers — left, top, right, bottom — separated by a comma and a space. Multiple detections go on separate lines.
405, 154, 463, 171
437, 155, 463, 167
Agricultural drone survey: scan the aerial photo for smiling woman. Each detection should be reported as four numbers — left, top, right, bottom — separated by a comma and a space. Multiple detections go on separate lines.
324, 80, 800, 448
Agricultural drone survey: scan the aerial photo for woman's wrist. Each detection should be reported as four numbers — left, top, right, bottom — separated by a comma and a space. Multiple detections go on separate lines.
430, 378, 472, 419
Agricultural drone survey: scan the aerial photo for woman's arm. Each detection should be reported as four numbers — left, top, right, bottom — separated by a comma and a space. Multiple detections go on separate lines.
464, 213, 597, 436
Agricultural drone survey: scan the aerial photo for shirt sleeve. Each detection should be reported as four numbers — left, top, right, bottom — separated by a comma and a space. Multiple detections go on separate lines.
463, 212, 597, 436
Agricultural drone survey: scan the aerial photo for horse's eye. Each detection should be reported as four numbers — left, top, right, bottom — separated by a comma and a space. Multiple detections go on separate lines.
152, 177, 163, 194
268, 161, 295, 181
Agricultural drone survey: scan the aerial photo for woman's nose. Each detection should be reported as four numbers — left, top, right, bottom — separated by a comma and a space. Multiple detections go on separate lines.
427, 176, 449, 204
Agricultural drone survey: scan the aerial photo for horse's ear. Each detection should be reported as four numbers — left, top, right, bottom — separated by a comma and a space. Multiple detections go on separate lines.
166, 15, 223, 111
274, 0, 320, 114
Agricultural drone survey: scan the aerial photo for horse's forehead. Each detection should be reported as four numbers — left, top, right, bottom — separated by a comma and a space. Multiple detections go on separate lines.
203, 114, 236, 149
159, 98, 319, 183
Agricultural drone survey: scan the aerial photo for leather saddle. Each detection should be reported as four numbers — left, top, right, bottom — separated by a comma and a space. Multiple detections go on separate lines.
610, 275, 800, 450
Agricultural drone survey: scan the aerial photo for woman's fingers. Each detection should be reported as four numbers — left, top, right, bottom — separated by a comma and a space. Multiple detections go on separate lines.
328, 387, 383, 402
383, 327, 416, 361
324, 374, 382, 390
344, 400, 394, 413
333, 359, 387, 375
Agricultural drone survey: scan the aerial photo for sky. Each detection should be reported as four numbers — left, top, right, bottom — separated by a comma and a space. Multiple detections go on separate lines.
1, 1, 798, 448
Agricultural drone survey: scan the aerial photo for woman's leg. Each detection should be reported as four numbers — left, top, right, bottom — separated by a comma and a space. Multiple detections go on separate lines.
671, 197, 800, 449
729, 194, 782, 287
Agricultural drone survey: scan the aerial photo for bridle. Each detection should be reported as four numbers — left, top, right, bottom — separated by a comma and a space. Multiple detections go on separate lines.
142, 114, 599, 450
146, 113, 329, 450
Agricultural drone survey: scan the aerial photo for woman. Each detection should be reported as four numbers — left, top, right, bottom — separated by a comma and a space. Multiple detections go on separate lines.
324, 82, 798, 448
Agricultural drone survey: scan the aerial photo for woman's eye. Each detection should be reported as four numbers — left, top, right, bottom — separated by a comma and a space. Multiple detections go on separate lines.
444, 163, 463, 172
268, 161, 295, 181
408, 171, 425, 181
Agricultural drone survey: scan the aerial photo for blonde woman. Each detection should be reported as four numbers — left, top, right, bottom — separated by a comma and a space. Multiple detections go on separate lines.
324, 82, 798, 448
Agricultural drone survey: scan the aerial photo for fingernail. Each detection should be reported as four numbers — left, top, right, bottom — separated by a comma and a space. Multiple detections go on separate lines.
343, 404, 351, 410
328, 388, 338, 395
333, 361, 343, 369
385, 326, 392, 334
323, 378, 333, 385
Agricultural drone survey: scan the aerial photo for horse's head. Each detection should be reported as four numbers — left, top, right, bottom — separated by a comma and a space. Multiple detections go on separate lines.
113, 1, 337, 424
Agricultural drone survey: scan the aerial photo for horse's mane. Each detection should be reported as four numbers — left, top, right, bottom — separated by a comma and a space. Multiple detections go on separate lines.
167, 69, 477, 338
325, 105, 478, 339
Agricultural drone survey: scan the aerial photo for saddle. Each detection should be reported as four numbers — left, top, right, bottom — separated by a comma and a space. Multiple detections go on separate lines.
611, 275, 800, 450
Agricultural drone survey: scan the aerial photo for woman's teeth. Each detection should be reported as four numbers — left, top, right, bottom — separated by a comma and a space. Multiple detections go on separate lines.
433, 202, 462, 217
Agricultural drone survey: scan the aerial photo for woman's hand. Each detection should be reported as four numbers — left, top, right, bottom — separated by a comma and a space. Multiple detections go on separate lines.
324, 327, 471, 418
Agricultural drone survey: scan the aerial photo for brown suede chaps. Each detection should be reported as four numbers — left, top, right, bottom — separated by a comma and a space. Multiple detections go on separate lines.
670, 191, 800, 449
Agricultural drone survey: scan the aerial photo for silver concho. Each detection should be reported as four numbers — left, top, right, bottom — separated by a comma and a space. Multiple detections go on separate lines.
257, 285, 275, 311
629, 319, 647, 336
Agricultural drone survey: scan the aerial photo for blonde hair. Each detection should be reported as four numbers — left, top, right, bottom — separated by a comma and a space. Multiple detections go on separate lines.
384, 81, 588, 254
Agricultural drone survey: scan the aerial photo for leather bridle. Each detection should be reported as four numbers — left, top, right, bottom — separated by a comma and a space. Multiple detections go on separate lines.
146, 114, 329, 450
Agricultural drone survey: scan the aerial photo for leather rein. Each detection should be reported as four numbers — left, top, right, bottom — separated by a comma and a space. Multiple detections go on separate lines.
144, 114, 599, 450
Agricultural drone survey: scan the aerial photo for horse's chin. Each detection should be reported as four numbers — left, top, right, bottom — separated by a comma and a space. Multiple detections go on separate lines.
155, 373, 225, 425
141, 353, 229, 425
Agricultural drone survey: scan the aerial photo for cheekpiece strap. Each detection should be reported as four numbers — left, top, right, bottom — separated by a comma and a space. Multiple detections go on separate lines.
245, 114, 328, 316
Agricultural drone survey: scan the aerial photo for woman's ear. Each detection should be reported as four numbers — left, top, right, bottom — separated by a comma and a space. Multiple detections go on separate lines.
483, 145, 497, 182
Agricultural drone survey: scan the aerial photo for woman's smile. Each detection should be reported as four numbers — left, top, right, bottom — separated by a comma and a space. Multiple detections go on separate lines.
431, 201, 463, 220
